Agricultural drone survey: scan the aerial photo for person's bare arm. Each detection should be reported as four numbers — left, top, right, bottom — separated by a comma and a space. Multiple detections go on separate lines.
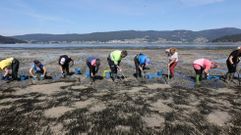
3, 68, 10, 77
168, 59, 176, 66
43, 66, 47, 76
59, 66, 64, 73
229, 56, 234, 64
29, 68, 34, 77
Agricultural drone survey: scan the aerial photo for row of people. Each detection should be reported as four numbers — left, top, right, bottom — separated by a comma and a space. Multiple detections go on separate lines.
0, 50, 154, 81
193, 47, 241, 85
0, 48, 240, 85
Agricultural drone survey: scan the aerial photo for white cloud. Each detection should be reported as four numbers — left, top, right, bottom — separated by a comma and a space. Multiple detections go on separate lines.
179, 0, 224, 6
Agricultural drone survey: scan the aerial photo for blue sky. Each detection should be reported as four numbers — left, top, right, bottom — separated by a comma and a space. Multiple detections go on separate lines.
0, 0, 241, 36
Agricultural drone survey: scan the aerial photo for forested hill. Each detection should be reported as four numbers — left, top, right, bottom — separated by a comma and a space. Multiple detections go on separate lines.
212, 34, 241, 42
0, 35, 27, 44
12, 27, 241, 43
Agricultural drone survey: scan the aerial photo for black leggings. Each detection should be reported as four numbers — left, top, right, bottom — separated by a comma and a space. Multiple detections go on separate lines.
194, 66, 204, 76
134, 56, 142, 78
11, 58, 19, 80
226, 60, 237, 73
107, 56, 118, 80
61, 64, 70, 74
86, 62, 97, 76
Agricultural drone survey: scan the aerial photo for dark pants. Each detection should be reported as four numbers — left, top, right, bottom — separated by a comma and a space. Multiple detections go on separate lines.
134, 56, 143, 78
61, 64, 70, 74
107, 56, 117, 80
194, 66, 204, 80
86, 62, 97, 77
226, 60, 237, 73
11, 58, 19, 80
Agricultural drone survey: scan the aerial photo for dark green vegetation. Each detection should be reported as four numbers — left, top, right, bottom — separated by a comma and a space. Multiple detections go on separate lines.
213, 34, 241, 42
0, 78, 240, 134
12, 27, 241, 43
0, 35, 27, 44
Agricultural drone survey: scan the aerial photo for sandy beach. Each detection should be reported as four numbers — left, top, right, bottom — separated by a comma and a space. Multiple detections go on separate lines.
0, 48, 240, 134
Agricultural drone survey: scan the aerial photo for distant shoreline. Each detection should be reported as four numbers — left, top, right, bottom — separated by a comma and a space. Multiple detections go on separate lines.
0, 43, 240, 50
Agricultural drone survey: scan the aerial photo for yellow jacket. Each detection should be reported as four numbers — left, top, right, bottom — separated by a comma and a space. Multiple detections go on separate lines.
0, 57, 14, 71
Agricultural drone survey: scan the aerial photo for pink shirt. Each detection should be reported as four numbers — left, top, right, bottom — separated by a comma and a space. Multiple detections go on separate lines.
91, 59, 97, 66
193, 58, 212, 72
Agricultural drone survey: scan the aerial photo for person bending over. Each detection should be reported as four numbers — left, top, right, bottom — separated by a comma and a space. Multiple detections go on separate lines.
58, 55, 74, 77
107, 50, 128, 82
86, 56, 100, 80
193, 58, 218, 85
0, 57, 19, 81
134, 53, 151, 78
225, 47, 241, 81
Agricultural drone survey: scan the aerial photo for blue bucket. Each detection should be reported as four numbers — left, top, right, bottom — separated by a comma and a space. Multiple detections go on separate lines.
157, 70, 163, 77
20, 75, 28, 81
105, 72, 111, 79
145, 72, 162, 80
207, 75, 221, 80
145, 73, 155, 79
75, 68, 81, 75
145, 74, 151, 79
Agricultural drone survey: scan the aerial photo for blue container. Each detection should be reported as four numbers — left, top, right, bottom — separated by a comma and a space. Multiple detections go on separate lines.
145, 72, 162, 80
157, 70, 163, 76
207, 75, 221, 80
145, 73, 154, 79
75, 68, 81, 75
145, 74, 151, 79
105, 72, 111, 79
20, 75, 28, 81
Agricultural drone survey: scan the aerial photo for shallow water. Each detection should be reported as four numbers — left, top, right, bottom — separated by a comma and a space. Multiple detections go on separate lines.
0, 43, 240, 49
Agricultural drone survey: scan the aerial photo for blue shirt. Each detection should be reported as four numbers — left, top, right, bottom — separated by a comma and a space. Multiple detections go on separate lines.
138, 54, 148, 65
32, 64, 44, 73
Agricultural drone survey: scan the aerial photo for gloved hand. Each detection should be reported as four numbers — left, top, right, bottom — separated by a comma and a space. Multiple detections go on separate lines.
205, 73, 210, 79
33, 75, 37, 80
61, 72, 66, 78
1, 76, 5, 80
40, 74, 45, 80
117, 67, 122, 72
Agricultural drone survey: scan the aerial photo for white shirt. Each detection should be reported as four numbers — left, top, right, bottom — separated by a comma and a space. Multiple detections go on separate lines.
169, 52, 178, 62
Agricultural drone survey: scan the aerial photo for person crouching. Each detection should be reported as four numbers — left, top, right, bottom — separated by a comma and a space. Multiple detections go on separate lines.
29, 60, 47, 80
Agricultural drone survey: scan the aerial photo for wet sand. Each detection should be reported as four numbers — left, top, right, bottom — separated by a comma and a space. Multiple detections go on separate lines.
0, 48, 241, 134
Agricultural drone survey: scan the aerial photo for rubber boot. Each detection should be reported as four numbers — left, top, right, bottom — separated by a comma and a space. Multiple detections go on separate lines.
111, 73, 117, 82
195, 75, 201, 85
230, 73, 236, 83
224, 73, 230, 83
